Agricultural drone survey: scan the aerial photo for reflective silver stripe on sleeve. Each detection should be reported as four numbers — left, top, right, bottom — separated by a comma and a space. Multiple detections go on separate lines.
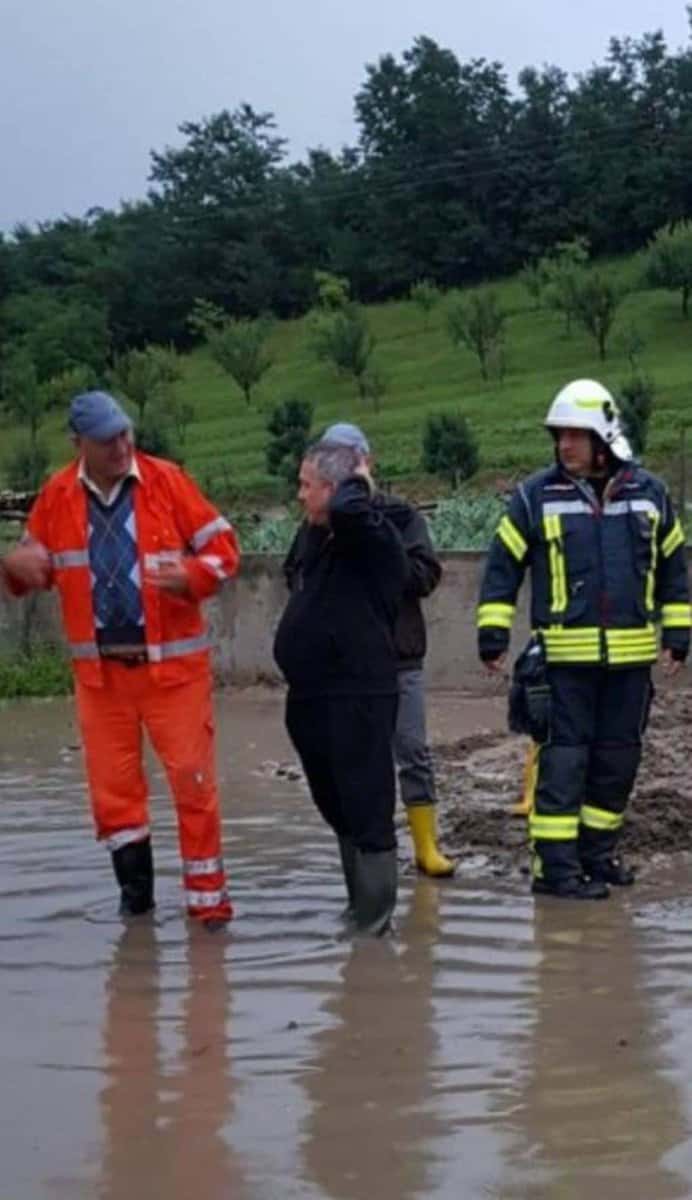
542, 500, 593, 516
183, 857, 224, 877
51, 549, 90, 568
70, 641, 100, 659
185, 888, 229, 909
146, 633, 211, 663
199, 554, 229, 581
105, 826, 150, 852
191, 516, 232, 552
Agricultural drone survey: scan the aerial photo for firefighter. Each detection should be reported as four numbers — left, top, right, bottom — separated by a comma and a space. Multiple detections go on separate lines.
1, 391, 239, 929
477, 379, 690, 899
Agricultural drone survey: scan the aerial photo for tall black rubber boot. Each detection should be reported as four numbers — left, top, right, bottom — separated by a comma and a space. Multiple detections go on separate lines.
112, 837, 155, 915
352, 847, 397, 936
337, 836, 357, 921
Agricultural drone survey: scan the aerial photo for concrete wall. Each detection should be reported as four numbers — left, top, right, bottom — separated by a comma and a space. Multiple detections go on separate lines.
2, 551, 689, 691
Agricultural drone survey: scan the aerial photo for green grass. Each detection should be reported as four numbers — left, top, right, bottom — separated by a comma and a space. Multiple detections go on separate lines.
0, 646, 72, 699
5, 255, 692, 508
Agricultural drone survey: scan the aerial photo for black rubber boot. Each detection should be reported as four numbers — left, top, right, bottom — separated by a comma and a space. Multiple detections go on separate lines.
112, 837, 155, 915
352, 847, 397, 935
532, 875, 610, 900
337, 836, 357, 921
586, 858, 635, 887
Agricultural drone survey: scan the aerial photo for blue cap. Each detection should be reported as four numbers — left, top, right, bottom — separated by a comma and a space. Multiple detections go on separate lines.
323, 422, 370, 454
69, 391, 132, 442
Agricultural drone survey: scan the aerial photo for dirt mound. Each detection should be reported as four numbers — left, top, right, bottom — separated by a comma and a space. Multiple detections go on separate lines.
434, 690, 692, 874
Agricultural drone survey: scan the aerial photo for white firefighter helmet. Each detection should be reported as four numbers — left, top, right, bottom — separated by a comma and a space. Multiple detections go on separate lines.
545, 378, 633, 462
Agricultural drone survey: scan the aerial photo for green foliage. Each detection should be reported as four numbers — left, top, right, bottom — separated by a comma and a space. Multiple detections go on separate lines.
422, 412, 479, 489
234, 511, 299, 554
571, 270, 625, 360
618, 374, 655, 457
313, 270, 351, 311
40, 364, 97, 411
410, 279, 441, 326
447, 290, 506, 381
1, 350, 46, 443
135, 412, 179, 461
207, 317, 274, 406
539, 237, 590, 336
427, 493, 504, 550
111, 344, 182, 423
0, 646, 72, 699
265, 398, 314, 487
614, 322, 646, 373
187, 298, 227, 338
644, 222, 692, 317
310, 303, 375, 398
519, 262, 544, 310
5, 439, 50, 490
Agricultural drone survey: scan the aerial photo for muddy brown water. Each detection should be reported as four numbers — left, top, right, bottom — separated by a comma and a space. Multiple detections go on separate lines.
3, 688, 692, 1200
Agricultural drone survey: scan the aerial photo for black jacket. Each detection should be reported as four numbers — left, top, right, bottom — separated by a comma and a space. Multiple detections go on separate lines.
283, 491, 442, 671
478, 462, 690, 667
274, 477, 409, 697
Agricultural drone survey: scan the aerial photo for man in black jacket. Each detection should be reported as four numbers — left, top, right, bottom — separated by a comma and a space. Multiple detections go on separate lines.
274, 440, 408, 934
284, 422, 454, 877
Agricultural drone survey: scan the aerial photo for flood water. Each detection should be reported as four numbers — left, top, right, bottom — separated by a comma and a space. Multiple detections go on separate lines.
2, 688, 692, 1199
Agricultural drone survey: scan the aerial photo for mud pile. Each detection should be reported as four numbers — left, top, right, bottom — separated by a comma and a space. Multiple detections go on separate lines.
435, 689, 692, 875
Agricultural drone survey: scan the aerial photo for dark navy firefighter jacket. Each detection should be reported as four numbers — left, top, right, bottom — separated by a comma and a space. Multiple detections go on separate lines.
478, 463, 691, 667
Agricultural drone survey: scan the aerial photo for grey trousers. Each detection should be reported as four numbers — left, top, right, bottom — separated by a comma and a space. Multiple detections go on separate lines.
393, 667, 437, 806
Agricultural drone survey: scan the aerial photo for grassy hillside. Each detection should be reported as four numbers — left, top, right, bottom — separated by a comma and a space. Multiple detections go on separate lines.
9, 256, 692, 508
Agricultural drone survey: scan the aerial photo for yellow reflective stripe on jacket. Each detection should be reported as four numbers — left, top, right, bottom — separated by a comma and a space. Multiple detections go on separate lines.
661, 520, 685, 558
529, 813, 579, 841
477, 602, 516, 629
661, 603, 692, 628
645, 510, 659, 614
543, 513, 567, 613
497, 515, 528, 562
605, 625, 657, 665
580, 805, 624, 832
541, 626, 601, 663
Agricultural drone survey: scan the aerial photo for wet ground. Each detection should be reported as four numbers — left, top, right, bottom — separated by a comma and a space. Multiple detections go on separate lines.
3, 688, 692, 1199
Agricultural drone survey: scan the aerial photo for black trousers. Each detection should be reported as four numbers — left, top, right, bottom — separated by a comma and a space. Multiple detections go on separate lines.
285, 693, 398, 852
532, 666, 653, 883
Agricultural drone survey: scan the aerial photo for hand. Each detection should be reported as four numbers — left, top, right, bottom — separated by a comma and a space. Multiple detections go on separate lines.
2, 541, 52, 590
484, 653, 508, 675
353, 456, 375, 494
144, 559, 191, 596
660, 648, 683, 678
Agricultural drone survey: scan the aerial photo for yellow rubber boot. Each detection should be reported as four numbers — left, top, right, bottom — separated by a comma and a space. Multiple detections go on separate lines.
512, 742, 538, 817
407, 804, 455, 877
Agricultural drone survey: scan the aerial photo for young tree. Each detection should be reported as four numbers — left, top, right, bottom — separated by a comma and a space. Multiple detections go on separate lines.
539, 236, 590, 336
571, 271, 624, 361
644, 221, 692, 318
447, 289, 506, 381
410, 279, 441, 327
617, 375, 655, 458
313, 270, 351, 311
111, 344, 182, 424
519, 261, 544, 311
1, 350, 46, 450
311, 304, 375, 399
207, 317, 273, 406
265, 398, 314, 487
422, 412, 479, 489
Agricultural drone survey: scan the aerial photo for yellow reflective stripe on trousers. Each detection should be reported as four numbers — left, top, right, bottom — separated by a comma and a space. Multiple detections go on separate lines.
605, 625, 657, 664
661, 519, 685, 558
541, 626, 601, 663
661, 603, 692, 628
529, 813, 579, 841
645, 510, 659, 614
543, 514, 567, 614
497, 515, 528, 562
580, 805, 624, 832
477, 602, 516, 629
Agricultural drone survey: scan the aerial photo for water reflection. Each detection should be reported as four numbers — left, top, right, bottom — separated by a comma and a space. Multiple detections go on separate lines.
99, 921, 248, 1200
501, 896, 690, 1199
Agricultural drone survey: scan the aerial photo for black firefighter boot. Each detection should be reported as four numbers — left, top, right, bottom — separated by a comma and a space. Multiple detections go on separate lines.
579, 824, 635, 886
337, 836, 357, 922
112, 837, 155, 915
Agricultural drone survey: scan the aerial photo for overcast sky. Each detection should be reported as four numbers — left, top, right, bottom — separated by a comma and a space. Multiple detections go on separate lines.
1, 0, 689, 230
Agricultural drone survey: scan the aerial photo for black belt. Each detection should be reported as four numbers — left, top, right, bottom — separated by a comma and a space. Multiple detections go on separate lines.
100, 651, 149, 667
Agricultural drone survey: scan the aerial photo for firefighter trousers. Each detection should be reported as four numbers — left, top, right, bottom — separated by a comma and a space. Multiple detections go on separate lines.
530, 665, 653, 885
75, 660, 231, 921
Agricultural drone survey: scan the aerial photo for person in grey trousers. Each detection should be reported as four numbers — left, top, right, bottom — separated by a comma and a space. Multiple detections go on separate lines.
283, 422, 455, 877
